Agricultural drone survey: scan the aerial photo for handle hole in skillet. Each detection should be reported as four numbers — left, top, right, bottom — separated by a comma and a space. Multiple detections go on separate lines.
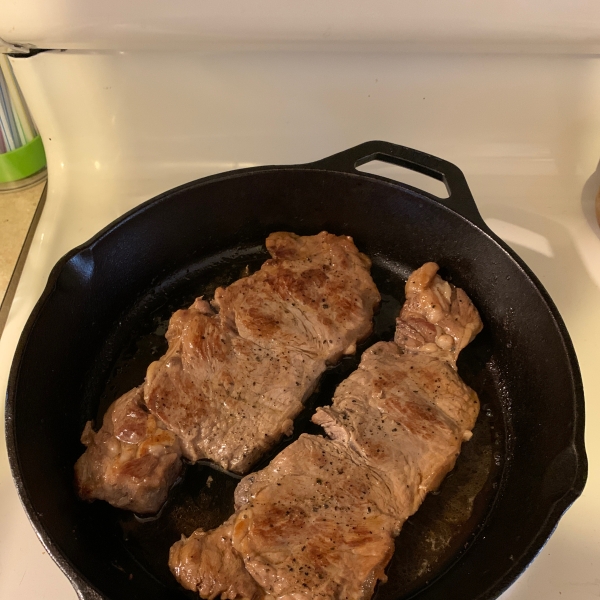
356, 159, 449, 199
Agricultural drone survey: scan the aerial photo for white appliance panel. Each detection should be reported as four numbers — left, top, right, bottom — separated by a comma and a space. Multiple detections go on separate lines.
1, 1, 600, 52
0, 48, 599, 599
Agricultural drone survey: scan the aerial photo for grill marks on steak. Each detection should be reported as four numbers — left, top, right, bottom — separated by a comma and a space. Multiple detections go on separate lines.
169, 262, 483, 599
75, 232, 380, 513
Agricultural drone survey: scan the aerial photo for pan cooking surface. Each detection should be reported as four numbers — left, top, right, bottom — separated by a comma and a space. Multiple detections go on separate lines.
81, 243, 506, 599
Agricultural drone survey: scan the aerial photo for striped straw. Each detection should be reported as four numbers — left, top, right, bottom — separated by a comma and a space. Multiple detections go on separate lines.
0, 54, 37, 153
0, 55, 36, 143
0, 66, 18, 151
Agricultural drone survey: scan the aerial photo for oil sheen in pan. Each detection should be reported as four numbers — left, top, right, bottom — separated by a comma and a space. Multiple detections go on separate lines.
85, 245, 505, 599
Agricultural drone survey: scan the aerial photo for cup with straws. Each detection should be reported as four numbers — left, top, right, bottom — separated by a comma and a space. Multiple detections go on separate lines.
0, 54, 46, 192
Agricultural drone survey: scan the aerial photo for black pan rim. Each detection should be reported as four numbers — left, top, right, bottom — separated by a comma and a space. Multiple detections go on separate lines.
5, 142, 588, 600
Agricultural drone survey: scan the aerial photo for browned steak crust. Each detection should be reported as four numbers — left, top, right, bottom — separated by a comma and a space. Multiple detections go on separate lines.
74, 387, 183, 514
170, 517, 264, 600
76, 232, 380, 512
145, 232, 380, 473
170, 262, 482, 598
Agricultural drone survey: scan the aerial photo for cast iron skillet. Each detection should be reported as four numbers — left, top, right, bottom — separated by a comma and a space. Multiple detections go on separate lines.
6, 141, 587, 600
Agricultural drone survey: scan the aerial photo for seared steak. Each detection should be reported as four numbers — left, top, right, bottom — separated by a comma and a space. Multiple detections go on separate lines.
145, 232, 380, 472
170, 517, 265, 600
212, 232, 380, 362
313, 343, 480, 517
74, 387, 183, 514
170, 262, 483, 598
394, 261, 482, 365
144, 297, 325, 473
76, 232, 380, 512
175, 434, 398, 600
231, 434, 399, 599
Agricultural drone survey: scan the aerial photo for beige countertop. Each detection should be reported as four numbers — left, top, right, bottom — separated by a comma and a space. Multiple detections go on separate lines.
0, 180, 46, 326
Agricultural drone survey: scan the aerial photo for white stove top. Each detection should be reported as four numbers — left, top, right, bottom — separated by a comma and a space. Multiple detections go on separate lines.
1, 48, 599, 599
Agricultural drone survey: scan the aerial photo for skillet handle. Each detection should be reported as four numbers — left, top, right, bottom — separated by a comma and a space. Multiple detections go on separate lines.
311, 141, 487, 229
